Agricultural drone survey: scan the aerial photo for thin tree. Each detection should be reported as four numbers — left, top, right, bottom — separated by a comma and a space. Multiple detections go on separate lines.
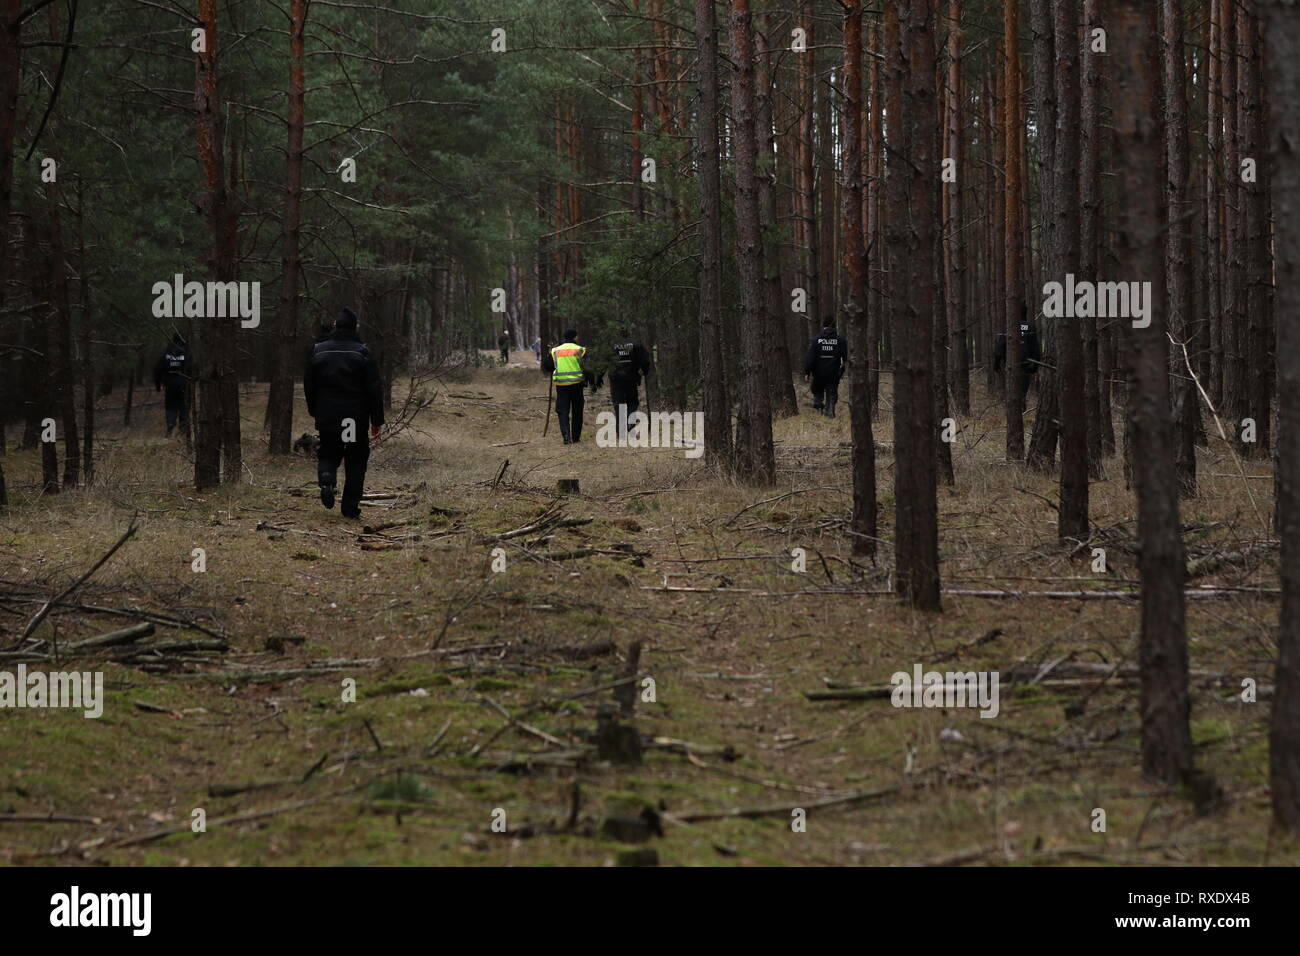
1055, 0, 1087, 541
695, 0, 731, 464
842, 0, 877, 557
944, 0, 969, 417
266, 0, 308, 455
1003, 0, 1025, 460
1080, 0, 1105, 472
728, 0, 776, 484
1109, 0, 1193, 785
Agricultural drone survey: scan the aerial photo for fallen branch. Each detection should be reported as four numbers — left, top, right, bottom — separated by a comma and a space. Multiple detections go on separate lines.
16, 519, 138, 647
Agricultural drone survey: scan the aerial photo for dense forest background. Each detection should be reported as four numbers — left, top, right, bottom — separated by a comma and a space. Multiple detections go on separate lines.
3, 0, 1300, 833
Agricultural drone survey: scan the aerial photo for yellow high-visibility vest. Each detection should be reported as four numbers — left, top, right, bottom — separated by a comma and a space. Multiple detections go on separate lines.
551, 342, 586, 385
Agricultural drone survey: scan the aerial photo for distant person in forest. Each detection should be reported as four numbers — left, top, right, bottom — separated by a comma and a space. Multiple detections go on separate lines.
803, 316, 846, 417
304, 308, 385, 519
152, 332, 189, 436
993, 304, 1042, 399
532, 336, 542, 364
541, 328, 592, 444
594, 328, 652, 432
498, 328, 511, 365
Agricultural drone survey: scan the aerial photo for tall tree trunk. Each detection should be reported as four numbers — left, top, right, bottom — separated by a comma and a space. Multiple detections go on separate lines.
1262, 0, 1300, 832
944, 0, 969, 417
1110, 0, 1193, 786
1080, 0, 1104, 472
0, 0, 19, 508
797, 6, 818, 338
193, 0, 240, 489
45, 178, 80, 490
266, 0, 307, 455
1003, 0, 1025, 460
843, 1, 877, 557
1163, 0, 1197, 494
77, 183, 93, 486
695, 0, 731, 464
729, 0, 775, 484
933, 64, 954, 487
887, 0, 942, 610
1241, 4, 1270, 458
1054, 0, 1088, 541
1222, 0, 1242, 440
756, 18, 798, 417
867, 15, 883, 411
1027, 0, 1059, 473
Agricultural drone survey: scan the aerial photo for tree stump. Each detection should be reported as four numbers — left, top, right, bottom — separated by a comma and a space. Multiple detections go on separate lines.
557, 478, 580, 495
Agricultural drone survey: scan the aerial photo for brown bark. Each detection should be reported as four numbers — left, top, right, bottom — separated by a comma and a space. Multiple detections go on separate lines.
695, 0, 731, 463
797, 6, 818, 336
1222, 0, 1242, 434
1027, 0, 1059, 473
1080, 0, 1104, 472
886, 0, 941, 610
944, 0, 969, 416
1109, 0, 1193, 786
266, 0, 307, 455
842, 1, 877, 557
756, 18, 797, 417
194, 0, 241, 489
1053, 0, 1087, 541
1261, 0, 1300, 832
1163, 0, 1197, 495
728, 0, 775, 484
1241, 5, 1270, 458
1003, 0, 1025, 460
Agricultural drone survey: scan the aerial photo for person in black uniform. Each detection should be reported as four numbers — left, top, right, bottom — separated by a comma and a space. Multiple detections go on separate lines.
597, 330, 652, 432
497, 328, 511, 365
993, 304, 1042, 398
153, 332, 189, 436
803, 317, 846, 417
303, 308, 385, 519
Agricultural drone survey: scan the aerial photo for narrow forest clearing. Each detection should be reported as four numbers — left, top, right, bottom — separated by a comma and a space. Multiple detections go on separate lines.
1, 359, 1291, 866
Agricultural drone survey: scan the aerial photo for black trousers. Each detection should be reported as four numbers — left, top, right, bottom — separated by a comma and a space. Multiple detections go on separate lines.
554, 383, 585, 441
164, 382, 188, 433
610, 378, 640, 429
317, 418, 370, 513
810, 369, 841, 409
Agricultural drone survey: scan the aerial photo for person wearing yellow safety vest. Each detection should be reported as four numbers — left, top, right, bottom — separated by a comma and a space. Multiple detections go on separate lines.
541, 328, 593, 444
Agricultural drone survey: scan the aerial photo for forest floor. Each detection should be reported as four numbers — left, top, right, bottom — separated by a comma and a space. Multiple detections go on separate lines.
1, 351, 1294, 866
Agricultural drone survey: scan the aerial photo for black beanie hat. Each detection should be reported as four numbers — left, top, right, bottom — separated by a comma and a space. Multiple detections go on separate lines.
336, 307, 358, 330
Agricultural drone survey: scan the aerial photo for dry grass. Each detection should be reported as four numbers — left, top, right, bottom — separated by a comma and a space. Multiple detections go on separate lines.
0, 357, 1292, 866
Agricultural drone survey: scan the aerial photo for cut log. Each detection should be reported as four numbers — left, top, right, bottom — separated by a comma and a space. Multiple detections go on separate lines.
65, 622, 155, 651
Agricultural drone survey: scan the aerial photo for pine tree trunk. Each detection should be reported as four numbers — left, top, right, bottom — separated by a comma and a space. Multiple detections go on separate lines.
887, 0, 942, 610
842, 1, 877, 557
1027, 0, 1058, 473
1261, 0, 1300, 833
756, 20, 798, 418
1080, 0, 1104, 472
1003, 0, 1025, 460
1054, 0, 1088, 541
1110, 0, 1193, 786
1163, 0, 1197, 495
728, 0, 776, 484
266, 0, 307, 455
1241, 5, 1270, 458
695, 0, 731, 464
44, 177, 80, 490
944, 0, 969, 417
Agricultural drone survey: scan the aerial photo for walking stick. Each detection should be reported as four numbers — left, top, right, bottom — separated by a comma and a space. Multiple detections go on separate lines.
543, 374, 553, 437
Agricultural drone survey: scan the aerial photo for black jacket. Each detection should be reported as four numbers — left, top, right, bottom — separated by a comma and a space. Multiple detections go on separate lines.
804, 326, 846, 377
607, 340, 651, 385
153, 340, 188, 390
993, 321, 1042, 374
304, 330, 385, 426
